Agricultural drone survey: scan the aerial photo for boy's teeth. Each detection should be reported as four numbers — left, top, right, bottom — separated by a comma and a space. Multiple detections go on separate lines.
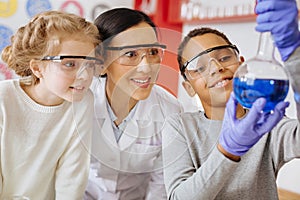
215, 80, 228, 87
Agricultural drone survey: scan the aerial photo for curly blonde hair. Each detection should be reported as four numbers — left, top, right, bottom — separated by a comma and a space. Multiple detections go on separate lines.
1, 10, 100, 84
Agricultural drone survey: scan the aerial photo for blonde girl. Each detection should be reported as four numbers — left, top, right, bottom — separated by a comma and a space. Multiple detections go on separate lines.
0, 11, 102, 200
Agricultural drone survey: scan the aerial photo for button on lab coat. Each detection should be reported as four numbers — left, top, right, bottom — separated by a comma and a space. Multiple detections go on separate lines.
86, 77, 182, 200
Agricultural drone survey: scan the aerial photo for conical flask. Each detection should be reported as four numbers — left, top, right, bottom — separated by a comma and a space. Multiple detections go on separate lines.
233, 32, 289, 112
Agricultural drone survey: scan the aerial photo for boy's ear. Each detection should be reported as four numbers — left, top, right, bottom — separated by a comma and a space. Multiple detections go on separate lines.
239, 56, 245, 63
182, 80, 196, 97
29, 59, 43, 78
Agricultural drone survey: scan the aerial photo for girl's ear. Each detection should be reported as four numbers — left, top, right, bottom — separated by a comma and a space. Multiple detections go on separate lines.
29, 59, 44, 78
182, 80, 196, 97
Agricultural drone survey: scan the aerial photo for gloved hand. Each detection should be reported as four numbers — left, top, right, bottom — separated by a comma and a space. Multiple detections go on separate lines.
219, 93, 289, 156
255, 0, 300, 61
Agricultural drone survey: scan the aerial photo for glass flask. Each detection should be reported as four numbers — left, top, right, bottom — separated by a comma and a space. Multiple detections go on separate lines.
233, 32, 290, 112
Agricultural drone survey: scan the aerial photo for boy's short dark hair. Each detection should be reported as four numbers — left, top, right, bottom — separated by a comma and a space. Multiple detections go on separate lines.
177, 27, 233, 79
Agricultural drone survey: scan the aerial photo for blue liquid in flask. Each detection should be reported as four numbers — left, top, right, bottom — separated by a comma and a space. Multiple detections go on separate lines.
233, 78, 289, 112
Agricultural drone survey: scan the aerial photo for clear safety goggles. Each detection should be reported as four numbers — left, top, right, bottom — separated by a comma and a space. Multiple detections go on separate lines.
41, 55, 104, 78
105, 43, 166, 66
183, 45, 239, 79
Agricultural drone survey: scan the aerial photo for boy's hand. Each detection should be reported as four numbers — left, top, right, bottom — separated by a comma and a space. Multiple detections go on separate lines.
219, 93, 289, 156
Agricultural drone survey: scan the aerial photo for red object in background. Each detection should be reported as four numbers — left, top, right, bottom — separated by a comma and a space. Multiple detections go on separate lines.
135, 0, 182, 97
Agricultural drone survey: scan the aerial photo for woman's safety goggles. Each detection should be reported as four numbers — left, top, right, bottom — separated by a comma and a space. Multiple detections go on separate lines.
105, 43, 166, 66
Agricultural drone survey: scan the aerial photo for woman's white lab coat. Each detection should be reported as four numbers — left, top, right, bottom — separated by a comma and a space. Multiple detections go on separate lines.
85, 77, 182, 200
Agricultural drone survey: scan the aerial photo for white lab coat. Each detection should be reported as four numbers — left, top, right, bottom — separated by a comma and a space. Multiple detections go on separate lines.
85, 77, 182, 200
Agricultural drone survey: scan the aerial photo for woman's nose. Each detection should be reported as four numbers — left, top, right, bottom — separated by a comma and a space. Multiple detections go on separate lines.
136, 53, 151, 73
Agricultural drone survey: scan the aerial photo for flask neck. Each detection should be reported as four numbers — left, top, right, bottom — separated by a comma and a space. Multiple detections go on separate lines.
256, 32, 276, 61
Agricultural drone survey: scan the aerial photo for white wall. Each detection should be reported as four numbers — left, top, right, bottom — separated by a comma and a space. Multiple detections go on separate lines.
178, 21, 300, 194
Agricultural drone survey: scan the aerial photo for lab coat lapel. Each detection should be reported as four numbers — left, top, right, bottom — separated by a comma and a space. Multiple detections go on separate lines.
92, 116, 121, 170
92, 77, 118, 149
92, 113, 119, 161
118, 118, 139, 151
99, 117, 118, 147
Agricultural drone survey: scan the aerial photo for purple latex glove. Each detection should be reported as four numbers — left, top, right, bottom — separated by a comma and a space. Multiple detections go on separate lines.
219, 93, 289, 156
255, 0, 300, 61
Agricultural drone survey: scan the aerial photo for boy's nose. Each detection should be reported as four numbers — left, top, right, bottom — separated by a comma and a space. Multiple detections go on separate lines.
209, 58, 224, 75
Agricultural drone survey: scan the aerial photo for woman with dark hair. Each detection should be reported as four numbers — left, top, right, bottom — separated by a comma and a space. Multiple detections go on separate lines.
84, 8, 182, 200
